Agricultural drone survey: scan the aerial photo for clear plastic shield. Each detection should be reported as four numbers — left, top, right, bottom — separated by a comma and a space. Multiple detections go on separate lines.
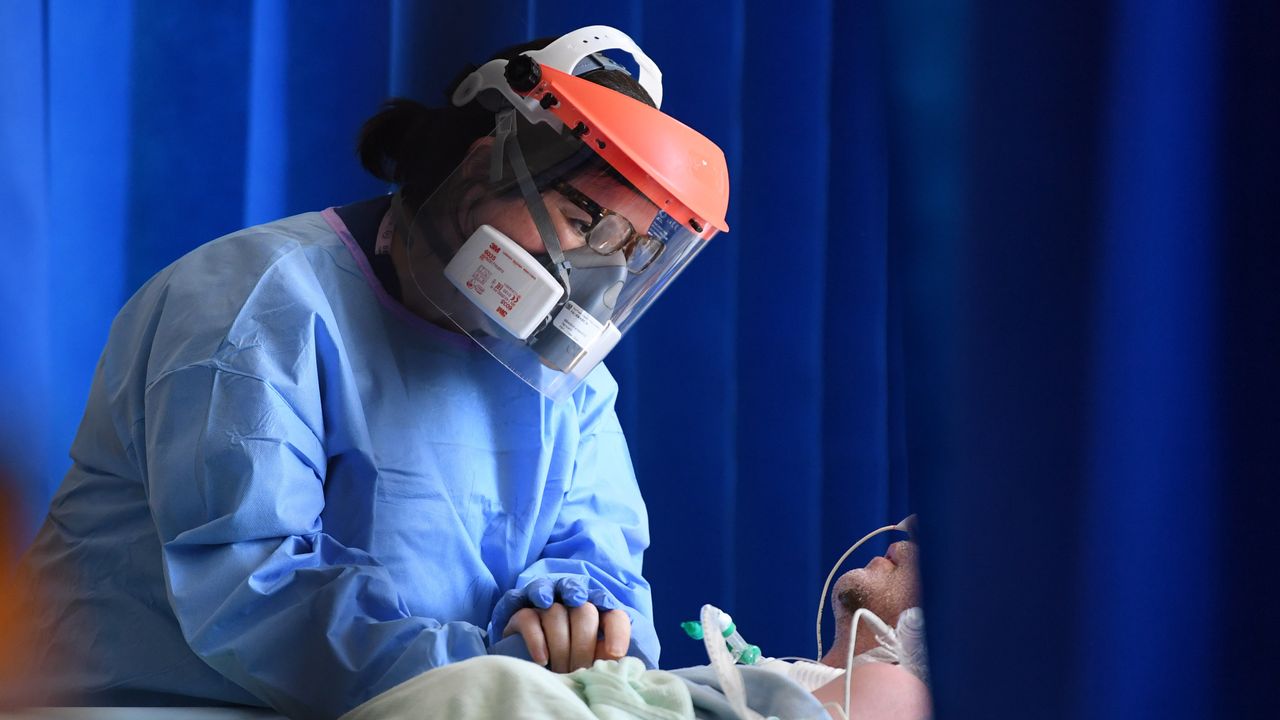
398, 113, 717, 402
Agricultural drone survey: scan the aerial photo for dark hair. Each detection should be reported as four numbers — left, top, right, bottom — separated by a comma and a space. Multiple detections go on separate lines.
357, 37, 655, 200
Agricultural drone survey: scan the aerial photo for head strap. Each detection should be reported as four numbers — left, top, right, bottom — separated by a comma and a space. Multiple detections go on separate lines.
452, 25, 663, 111
527, 26, 662, 108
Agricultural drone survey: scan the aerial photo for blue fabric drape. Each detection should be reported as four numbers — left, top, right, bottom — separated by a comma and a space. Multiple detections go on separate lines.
0, 1, 52, 543
887, 0, 1280, 717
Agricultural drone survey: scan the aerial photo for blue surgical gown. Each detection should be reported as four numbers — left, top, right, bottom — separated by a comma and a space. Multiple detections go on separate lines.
19, 201, 657, 718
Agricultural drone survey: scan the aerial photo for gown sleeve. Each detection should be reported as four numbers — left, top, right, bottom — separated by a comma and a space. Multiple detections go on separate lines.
487, 381, 660, 668
142, 364, 488, 720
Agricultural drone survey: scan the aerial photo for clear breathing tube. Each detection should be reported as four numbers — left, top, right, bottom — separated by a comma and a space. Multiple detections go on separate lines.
681, 609, 761, 665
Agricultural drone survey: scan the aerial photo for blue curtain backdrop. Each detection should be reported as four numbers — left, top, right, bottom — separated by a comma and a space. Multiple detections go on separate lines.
885, 0, 1280, 717
2, 1, 1277, 717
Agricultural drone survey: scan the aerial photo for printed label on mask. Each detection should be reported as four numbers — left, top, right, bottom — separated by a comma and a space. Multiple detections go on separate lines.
552, 301, 606, 349
444, 225, 564, 340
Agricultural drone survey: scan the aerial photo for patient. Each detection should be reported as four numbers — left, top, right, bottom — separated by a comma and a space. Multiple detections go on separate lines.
804, 538, 931, 717
827, 539, 924, 664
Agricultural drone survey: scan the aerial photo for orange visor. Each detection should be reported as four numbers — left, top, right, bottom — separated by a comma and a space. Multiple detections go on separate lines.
516, 65, 730, 239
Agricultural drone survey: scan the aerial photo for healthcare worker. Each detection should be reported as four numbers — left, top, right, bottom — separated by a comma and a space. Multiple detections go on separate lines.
14, 26, 729, 720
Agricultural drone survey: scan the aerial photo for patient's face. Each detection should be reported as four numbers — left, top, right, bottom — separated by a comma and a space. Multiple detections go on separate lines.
833, 539, 922, 629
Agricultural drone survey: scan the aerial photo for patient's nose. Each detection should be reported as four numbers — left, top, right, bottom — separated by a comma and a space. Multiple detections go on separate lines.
887, 540, 916, 565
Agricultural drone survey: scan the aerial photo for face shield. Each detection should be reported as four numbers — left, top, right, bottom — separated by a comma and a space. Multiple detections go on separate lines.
397, 40, 730, 401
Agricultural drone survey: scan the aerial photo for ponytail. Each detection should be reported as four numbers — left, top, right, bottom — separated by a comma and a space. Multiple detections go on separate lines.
356, 97, 493, 199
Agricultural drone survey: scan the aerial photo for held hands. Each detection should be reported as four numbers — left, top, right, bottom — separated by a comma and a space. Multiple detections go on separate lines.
498, 577, 631, 672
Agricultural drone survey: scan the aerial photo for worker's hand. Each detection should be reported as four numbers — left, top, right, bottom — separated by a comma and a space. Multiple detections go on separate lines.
497, 577, 631, 672
503, 601, 631, 672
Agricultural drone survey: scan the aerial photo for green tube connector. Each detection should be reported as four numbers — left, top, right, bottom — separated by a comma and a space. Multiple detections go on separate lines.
681, 620, 704, 640
682, 619, 739, 640
684, 620, 763, 665
736, 644, 762, 665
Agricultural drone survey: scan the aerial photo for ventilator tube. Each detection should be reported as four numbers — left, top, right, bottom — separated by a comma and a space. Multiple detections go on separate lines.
681, 606, 762, 665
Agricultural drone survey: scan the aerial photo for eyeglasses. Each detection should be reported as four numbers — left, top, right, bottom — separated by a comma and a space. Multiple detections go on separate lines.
552, 180, 665, 274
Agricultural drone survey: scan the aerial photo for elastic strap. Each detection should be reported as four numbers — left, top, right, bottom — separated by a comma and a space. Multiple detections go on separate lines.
495, 110, 571, 288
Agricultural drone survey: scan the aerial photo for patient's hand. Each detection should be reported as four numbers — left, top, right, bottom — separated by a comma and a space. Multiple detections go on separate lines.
503, 601, 631, 673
